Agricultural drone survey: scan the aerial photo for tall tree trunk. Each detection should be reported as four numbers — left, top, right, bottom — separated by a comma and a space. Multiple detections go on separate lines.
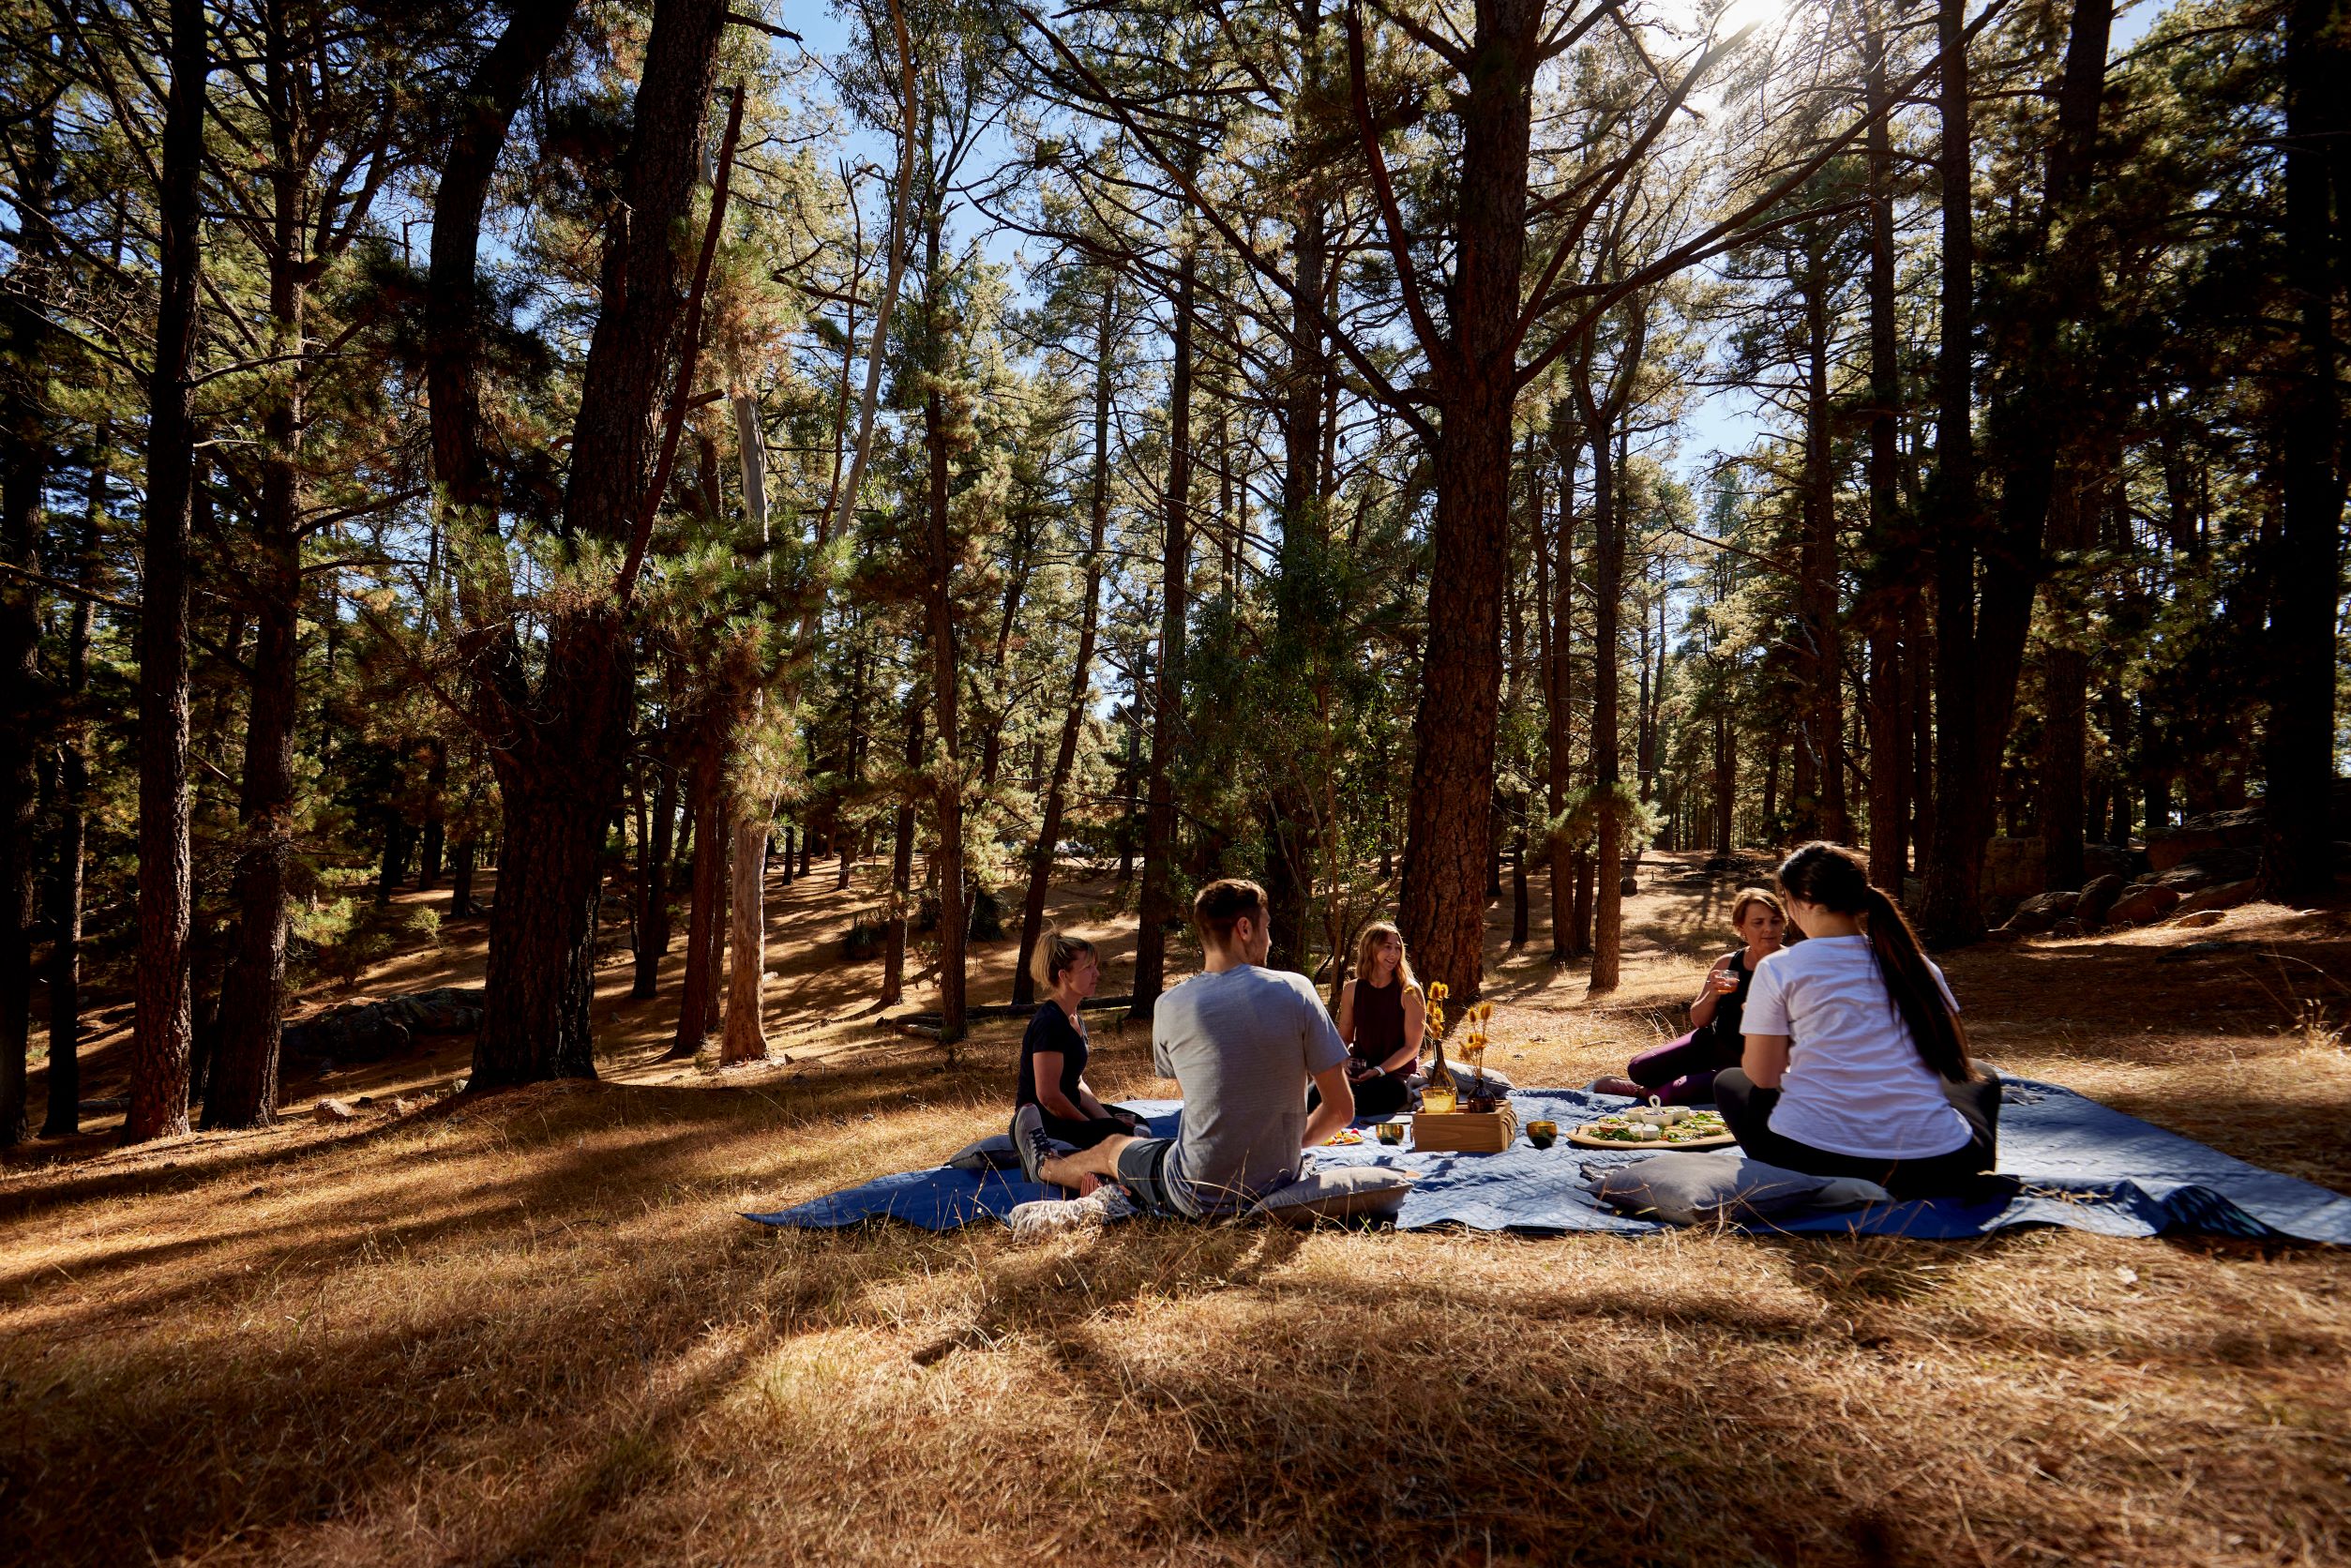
1863, 16, 1909, 891
1967, 0, 2117, 886
208, 72, 312, 1128
472, 0, 730, 1088
1799, 246, 1849, 843
1014, 275, 1117, 1004
2264, 0, 2347, 901
0, 65, 55, 1147
1133, 242, 1196, 1016
1264, 44, 1328, 975
123, 0, 207, 1144
427, 0, 580, 518
920, 204, 969, 1042
1921, 0, 1984, 946
1587, 428, 1625, 994
1395, 0, 1541, 1005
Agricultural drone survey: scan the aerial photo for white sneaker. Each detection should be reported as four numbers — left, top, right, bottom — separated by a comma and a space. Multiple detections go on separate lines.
1007, 1183, 1138, 1241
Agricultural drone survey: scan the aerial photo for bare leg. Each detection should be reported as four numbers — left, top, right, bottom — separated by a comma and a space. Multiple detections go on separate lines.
1038, 1134, 1136, 1191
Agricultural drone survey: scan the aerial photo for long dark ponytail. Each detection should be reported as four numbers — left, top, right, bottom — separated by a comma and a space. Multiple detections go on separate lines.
1776, 841, 1972, 1082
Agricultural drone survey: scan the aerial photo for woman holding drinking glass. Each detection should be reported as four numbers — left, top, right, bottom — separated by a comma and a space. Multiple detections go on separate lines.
1589, 887, 1786, 1106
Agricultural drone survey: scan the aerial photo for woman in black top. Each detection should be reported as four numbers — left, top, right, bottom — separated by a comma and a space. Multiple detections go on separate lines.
1589, 887, 1786, 1105
1016, 928, 1141, 1148
1328, 922, 1426, 1119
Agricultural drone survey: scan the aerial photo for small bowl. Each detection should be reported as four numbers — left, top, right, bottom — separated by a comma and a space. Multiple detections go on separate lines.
1375, 1120, 1408, 1146
1525, 1119, 1558, 1149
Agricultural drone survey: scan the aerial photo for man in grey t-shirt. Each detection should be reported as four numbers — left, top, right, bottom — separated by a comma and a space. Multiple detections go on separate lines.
1011, 879, 1354, 1223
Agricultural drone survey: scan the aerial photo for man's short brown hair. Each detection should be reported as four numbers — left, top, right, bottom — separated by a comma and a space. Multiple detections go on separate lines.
1192, 878, 1268, 946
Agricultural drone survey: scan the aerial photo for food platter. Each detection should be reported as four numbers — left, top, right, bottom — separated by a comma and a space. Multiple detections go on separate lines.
1567, 1106, 1737, 1151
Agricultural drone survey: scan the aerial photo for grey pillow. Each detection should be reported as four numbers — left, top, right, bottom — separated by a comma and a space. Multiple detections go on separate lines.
1592, 1153, 1890, 1226
1248, 1165, 1416, 1228
944, 1134, 1022, 1172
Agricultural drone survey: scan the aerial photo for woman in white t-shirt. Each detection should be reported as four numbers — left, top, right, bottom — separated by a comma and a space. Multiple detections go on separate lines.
1716, 841, 2002, 1199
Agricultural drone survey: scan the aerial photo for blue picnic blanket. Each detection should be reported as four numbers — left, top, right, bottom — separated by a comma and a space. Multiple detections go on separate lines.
741, 1075, 2351, 1244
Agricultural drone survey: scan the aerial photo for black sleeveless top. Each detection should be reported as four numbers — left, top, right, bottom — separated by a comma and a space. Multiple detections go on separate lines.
1352, 976, 1409, 1071
1695, 949, 1756, 1063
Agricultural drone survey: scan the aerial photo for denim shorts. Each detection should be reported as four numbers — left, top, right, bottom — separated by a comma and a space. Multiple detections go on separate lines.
1113, 1137, 1203, 1219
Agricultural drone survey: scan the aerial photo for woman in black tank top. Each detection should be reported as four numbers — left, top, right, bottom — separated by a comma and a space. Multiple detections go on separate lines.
1589, 888, 1786, 1105
1330, 922, 1426, 1120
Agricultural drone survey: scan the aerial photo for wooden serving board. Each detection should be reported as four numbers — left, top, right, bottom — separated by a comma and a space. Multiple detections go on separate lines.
1565, 1126, 1738, 1152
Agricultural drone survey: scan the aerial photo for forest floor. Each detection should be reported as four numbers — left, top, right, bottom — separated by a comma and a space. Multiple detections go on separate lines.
4, 852, 2349, 1565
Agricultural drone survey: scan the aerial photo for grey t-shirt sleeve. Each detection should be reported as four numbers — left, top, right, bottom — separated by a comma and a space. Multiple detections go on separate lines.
1293, 974, 1349, 1075
1151, 1007, 1177, 1079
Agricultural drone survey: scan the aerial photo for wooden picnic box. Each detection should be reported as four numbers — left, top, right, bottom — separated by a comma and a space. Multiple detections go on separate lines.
1410, 1102, 1518, 1153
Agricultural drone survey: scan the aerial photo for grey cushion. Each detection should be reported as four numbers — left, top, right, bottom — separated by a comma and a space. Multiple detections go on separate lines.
1591, 1153, 1890, 1226
1247, 1165, 1416, 1228
945, 1135, 1022, 1172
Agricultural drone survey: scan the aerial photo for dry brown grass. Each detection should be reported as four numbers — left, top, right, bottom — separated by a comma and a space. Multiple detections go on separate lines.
4, 856, 2349, 1565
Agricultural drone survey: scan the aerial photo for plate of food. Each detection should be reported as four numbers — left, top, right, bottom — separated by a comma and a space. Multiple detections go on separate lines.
1567, 1108, 1736, 1150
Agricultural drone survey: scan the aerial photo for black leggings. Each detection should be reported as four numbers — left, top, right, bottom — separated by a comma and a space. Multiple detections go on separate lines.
1039, 1110, 1138, 1151
1712, 1067, 2002, 1200
1307, 1071, 1414, 1120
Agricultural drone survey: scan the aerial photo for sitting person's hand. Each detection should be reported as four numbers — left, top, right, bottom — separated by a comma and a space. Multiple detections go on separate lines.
1110, 1107, 1146, 1133
1345, 1057, 1378, 1081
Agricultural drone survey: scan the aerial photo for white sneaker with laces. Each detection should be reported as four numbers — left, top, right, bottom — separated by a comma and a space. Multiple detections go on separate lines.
1007, 1183, 1138, 1241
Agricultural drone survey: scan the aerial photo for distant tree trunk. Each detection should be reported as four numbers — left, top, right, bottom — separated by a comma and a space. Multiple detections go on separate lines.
632, 761, 675, 998
882, 695, 921, 1007
123, 0, 207, 1144
1570, 850, 1595, 957
1907, 590, 1935, 867
920, 201, 970, 1043
779, 822, 794, 885
1115, 703, 1140, 885
1545, 437, 1580, 962
2263, 0, 2347, 902
1510, 829, 1529, 948
2040, 466, 2097, 891
42, 432, 102, 1138
1133, 243, 1196, 1017
1714, 708, 1736, 854
450, 840, 477, 917
672, 755, 724, 1056
1586, 427, 1625, 994
1921, 0, 1985, 947
418, 745, 448, 888
1015, 275, 1116, 1005
722, 807, 767, 1063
